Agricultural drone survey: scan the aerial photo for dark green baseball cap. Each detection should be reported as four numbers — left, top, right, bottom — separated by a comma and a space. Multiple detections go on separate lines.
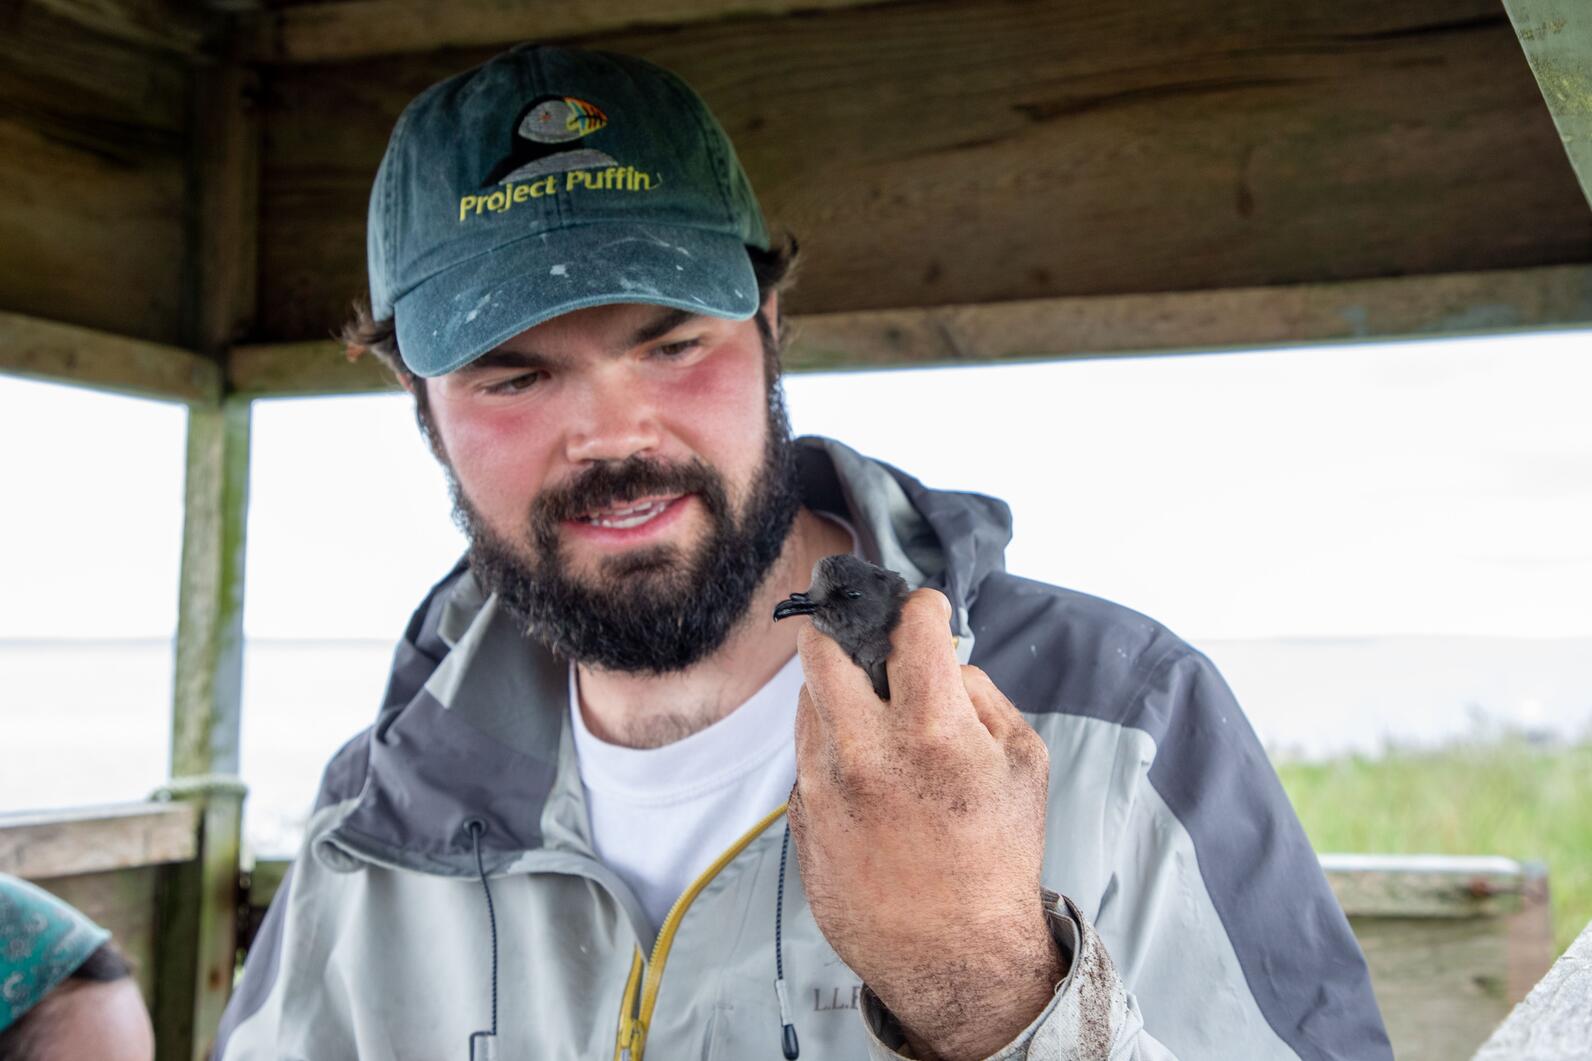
368, 45, 771, 378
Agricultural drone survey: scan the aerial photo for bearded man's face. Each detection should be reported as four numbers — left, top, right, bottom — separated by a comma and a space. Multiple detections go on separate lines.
420, 299, 800, 672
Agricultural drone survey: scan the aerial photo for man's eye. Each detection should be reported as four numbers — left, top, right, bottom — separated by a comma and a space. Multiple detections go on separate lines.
482, 372, 541, 395
654, 338, 702, 359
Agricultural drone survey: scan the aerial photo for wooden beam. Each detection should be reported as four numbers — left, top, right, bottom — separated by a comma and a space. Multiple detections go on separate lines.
170, 403, 250, 782
255, 0, 1592, 340
1319, 854, 1540, 920
0, 802, 198, 878
225, 265, 1592, 395
159, 402, 250, 1061
0, 2, 190, 344
185, 60, 262, 358
243, 0, 916, 64
1503, 1, 1592, 214
0, 311, 220, 403
228, 339, 397, 397
152, 49, 263, 1061
25, 0, 215, 59
787, 265, 1592, 371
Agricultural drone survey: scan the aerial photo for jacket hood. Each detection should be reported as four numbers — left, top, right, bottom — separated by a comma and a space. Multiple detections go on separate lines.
311, 436, 1013, 879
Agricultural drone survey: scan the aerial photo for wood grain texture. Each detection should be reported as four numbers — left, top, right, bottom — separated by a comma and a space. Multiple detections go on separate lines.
243, 0, 918, 64
1322, 854, 1542, 920
185, 61, 262, 356
227, 337, 396, 396
225, 265, 1592, 394
1475, 918, 1592, 1061
254, 0, 1592, 342
150, 793, 243, 1061
0, 802, 198, 878
0, 3, 190, 343
26, 0, 215, 58
0, 309, 221, 402
1504, 0, 1592, 213
1355, 916, 1517, 1061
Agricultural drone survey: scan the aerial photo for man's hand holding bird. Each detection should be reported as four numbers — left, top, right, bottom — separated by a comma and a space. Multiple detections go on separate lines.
777, 564, 1064, 1061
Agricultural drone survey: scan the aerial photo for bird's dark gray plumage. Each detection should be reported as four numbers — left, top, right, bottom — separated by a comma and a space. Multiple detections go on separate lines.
773, 555, 910, 699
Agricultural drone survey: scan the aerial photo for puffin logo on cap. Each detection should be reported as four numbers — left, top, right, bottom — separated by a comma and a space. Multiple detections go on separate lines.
483, 95, 616, 185
521, 97, 608, 142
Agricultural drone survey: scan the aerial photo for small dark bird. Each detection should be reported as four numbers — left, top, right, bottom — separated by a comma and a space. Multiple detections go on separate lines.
773, 555, 911, 699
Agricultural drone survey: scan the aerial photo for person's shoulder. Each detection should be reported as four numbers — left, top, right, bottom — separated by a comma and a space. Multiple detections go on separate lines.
311, 557, 474, 814
969, 571, 1216, 732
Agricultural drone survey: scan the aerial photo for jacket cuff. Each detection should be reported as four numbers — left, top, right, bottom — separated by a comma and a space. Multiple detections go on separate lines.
858, 890, 1130, 1060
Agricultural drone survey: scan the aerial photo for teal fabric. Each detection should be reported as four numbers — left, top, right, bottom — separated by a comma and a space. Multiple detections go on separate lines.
368, 45, 770, 378
0, 873, 110, 1033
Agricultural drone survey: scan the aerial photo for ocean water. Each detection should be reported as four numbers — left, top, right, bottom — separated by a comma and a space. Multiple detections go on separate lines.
2, 637, 1589, 856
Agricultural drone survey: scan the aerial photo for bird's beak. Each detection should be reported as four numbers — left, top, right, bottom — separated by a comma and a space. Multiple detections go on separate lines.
773, 592, 816, 621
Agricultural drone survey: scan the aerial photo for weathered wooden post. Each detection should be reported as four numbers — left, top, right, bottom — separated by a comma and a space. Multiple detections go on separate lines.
152, 51, 261, 1061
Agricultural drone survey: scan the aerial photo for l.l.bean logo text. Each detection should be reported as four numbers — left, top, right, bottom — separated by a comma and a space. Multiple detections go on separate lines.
813, 985, 863, 1012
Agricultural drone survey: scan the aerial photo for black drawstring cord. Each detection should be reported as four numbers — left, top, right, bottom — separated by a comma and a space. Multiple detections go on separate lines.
465, 818, 500, 1061
774, 821, 799, 1059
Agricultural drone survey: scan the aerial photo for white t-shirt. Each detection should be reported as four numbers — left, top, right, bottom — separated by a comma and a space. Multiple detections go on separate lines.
570, 513, 859, 931
569, 655, 804, 930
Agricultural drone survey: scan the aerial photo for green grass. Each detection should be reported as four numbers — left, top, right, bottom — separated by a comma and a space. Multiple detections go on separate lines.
1276, 738, 1592, 957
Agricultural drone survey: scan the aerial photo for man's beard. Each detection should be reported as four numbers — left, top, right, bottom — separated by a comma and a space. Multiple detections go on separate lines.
451, 400, 802, 674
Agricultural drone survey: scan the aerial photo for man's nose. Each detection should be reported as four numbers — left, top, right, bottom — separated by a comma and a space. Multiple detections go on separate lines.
563, 371, 661, 464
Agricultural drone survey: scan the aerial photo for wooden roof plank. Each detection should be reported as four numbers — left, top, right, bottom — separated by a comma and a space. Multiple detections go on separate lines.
23, 0, 214, 59
0, 310, 221, 404
254, 0, 1592, 340
243, 0, 919, 64
0, 3, 192, 345
1503, 0, 1592, 215
226, 265, 1592, 397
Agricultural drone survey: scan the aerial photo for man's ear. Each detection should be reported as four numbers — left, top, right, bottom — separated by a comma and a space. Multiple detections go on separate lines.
762, 289, 780, 329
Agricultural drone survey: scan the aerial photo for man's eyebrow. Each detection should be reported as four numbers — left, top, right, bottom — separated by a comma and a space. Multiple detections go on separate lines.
629, 307, 702, 347
453, 307, 704, 375
455, 349, 556, 375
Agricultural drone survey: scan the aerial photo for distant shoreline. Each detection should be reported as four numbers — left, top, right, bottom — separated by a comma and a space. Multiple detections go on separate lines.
5, 634, 1591, 648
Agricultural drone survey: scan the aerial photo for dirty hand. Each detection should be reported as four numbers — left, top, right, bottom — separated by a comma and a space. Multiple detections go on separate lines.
787, 589, 1064, 1061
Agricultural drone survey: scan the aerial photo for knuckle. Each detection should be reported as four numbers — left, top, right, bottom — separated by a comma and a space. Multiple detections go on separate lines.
904, 588, 952, 625
1009, 726, 1050, 772
960, 664, 995, 694
830, 748, 881, 794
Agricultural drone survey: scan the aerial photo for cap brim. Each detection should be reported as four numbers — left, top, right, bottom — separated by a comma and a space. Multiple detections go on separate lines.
393, 222, 761, 377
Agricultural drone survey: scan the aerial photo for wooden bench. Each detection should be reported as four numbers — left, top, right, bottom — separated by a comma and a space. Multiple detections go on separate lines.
1322, 854, 1555, 1061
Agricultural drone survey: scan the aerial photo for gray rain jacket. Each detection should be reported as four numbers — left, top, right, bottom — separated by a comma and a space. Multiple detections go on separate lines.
215, 437, 1391, 1060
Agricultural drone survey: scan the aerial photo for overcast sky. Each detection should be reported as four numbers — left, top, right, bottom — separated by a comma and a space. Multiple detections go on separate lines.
2, 329, 1589, 644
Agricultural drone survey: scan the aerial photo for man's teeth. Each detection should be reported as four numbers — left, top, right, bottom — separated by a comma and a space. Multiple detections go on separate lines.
580, 499, 670, 528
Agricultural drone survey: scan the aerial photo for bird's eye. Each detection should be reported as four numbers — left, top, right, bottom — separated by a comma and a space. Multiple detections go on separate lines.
844, 589, 862, 600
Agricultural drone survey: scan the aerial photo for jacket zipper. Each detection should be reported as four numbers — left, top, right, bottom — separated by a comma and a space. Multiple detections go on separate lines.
613, 950, 643, 1061
613, 804, 789, 1061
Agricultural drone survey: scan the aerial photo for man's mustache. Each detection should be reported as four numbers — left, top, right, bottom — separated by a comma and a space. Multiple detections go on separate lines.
534, 456, 725, 526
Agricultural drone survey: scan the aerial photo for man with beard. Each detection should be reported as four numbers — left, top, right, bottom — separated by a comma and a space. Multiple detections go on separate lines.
214, 45, 1391, 1061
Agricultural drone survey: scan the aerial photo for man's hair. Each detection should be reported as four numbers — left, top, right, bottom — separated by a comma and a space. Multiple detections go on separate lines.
341, 236, 801, 446
0, 943, 134, 1061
